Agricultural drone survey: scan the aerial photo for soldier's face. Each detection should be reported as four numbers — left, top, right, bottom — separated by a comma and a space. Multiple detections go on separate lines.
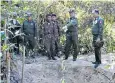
28, 16, 32, 20
52, 16, 56, 21
92, 13, 98, 18
47, 16, 52, 21
69, 12, 75, 17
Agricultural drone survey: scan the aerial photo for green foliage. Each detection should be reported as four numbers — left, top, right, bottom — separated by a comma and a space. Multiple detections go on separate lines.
1, 0, 115, 53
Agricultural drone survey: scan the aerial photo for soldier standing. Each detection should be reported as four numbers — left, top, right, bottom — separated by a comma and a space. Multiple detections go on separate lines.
51, 14, 61, 57
92, 9, 104, 68
22, 12, 36, 57
64, 8, 78, 61
43, 14, 56, 60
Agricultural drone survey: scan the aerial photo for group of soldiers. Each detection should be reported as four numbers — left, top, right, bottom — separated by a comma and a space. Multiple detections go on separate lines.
7, 8, 104, 68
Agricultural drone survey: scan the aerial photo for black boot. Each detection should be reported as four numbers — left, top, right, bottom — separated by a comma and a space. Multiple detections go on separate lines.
52, 56, 57, 60
48, 53, 51, 60
92, 61, 101, 64
92, 61, 98, 64
73, 58, 76, 61
64, 56, 68, 60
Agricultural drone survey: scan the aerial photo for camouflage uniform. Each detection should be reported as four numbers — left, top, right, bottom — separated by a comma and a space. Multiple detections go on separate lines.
43, 21, 56, 60
52, 21, 61, 56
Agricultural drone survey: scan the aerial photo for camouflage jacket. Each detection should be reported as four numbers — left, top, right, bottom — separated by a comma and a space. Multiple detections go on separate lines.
52, 21, 60, 39
43, 21, 54, 38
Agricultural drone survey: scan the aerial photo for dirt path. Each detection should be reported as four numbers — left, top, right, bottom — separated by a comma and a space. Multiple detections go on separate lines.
14, 53, 115, 83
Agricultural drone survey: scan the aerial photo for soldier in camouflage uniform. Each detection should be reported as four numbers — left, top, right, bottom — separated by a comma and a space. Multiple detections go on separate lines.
64, 8, 78, 61
51, 14, 61, 57
92, 9, 104, 68
22, 12, 36, 57
43, 14, 56, 60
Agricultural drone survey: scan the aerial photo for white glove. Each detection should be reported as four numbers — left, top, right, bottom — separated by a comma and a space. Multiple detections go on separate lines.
62, 25, 68, 32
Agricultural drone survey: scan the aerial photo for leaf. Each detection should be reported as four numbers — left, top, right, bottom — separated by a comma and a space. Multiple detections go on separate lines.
2, 44, 8, 51
104, 65, 111, 69
61, 79, 65, 83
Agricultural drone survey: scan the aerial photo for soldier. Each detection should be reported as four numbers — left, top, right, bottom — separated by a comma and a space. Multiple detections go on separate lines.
51, 14, 61, 57
92, 9, 104, 68
22, 12, 36, 57
8, 12, 21, 54
43, 14, 56, 60
64, 8, 78, 61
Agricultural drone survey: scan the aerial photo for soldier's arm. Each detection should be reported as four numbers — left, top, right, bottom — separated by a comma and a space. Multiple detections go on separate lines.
98, 19, 104, 39
67, 19, 78, 27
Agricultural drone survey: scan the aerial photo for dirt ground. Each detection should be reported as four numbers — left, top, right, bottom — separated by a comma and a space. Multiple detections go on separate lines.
11, 53, 115, 83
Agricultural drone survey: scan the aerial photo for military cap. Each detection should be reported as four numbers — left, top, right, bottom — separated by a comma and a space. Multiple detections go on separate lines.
92, 9, 99, 14
69, 8, 75, 13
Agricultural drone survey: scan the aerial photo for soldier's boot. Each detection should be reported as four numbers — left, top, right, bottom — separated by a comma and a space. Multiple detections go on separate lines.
52, 56, 57, 60
92, 62, 101, 64
94, 64, 100, 68
92, 62, 98, 64
48, 53, 52, 60
51, 52, 57, 60
64, 54, 69, 60
50, 45, 57, 60
47, 51, 52, 60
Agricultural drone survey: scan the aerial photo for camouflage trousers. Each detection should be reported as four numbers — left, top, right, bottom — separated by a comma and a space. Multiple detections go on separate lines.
44, 35, 55, 59
54, 37, 60, 55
